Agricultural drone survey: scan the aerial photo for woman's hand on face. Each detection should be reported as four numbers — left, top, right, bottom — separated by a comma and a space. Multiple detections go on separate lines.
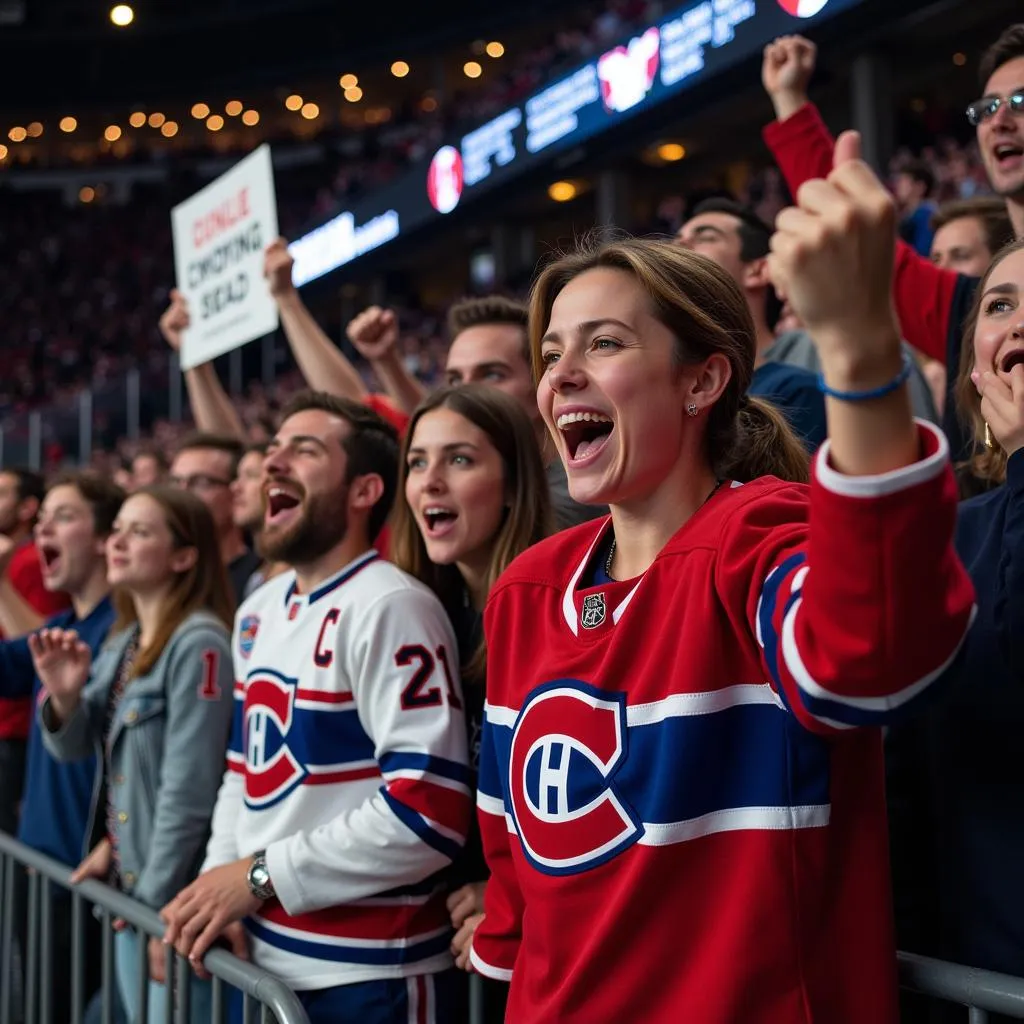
975, 364, 1024, 457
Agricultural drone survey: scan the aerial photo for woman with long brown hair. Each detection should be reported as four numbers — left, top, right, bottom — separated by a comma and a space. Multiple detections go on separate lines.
887, 237, 1024, 1001
390, 383, 551, 995
467, 137, 975, 1023
32, 486, 235, 1024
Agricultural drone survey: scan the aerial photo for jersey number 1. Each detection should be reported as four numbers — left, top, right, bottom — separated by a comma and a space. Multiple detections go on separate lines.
396, 645, 462, 711
198, 649, 222, 701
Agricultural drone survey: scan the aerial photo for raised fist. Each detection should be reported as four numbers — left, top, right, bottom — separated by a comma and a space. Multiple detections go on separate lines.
158, 289, 190, 353
264, 237, 295, 299
346, 306, 400, 362
762, 35, 816, 119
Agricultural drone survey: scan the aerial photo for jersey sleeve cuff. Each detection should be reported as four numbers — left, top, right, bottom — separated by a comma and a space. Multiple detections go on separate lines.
264, 838, 306, 916
814, 420, 947, 499
469, 944, 514, 982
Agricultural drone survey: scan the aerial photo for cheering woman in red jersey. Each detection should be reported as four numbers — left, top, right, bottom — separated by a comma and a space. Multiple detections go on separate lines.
468, 133, 976, 1023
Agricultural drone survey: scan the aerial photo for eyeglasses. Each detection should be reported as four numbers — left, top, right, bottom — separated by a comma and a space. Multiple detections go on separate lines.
168, 474, 232, 493
966, 93, 1024, 127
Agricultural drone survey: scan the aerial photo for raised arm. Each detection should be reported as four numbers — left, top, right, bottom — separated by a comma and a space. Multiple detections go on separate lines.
0, 538, 45, 636
264, 238, 370, 401
159, 291, 246, 441
761, 36, 962, 365
347, 306, 428, 416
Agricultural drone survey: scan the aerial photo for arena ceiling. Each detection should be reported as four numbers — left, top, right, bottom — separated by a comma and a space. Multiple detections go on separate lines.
0, 0, 557, 107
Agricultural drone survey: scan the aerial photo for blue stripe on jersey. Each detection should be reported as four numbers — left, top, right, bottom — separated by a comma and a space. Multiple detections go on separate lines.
758, 552, 806, 699
379, 751, 472, 786
476, 720, 504, 803
227, 698, 245, 757
381, 789, 463, 862
616, 703, 830, 822
485, 698, 830, 826
246, 917, 450, 965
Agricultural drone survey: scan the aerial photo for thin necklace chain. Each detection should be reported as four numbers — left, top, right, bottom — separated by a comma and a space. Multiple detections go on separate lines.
604, 479, 724, 581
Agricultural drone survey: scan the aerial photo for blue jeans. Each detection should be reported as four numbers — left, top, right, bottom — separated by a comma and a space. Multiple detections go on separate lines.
114, 930, 213, 1024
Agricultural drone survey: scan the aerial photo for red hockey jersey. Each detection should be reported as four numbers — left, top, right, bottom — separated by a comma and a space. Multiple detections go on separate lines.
470, 423, 975, 1023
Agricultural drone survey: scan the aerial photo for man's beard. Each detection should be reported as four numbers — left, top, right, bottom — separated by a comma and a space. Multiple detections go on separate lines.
260, 485, 349, 566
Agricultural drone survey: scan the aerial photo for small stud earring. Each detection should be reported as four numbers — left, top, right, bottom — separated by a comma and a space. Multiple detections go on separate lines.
686, 403, 698, 417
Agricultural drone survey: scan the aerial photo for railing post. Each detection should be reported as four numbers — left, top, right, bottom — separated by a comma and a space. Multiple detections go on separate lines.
78, 388, 93, 467
28, 411, 42, 471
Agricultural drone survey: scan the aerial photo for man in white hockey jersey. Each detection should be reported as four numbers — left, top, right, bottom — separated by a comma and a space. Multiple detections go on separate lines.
161, 391, 471, 1023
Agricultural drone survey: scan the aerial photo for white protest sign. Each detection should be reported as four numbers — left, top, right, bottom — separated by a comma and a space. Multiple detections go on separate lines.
172, 144, 279, 370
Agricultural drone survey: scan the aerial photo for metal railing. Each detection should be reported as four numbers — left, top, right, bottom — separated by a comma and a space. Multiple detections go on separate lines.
899, 951, 1024, 1022
0, 831, 310, 1024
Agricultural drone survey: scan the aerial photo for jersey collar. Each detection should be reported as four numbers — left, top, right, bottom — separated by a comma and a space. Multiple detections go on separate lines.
283, 550, 380, 612
561, 522, 644, 637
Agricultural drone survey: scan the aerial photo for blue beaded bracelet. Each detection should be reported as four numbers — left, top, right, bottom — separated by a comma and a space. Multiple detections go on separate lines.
817, 352, 913, 402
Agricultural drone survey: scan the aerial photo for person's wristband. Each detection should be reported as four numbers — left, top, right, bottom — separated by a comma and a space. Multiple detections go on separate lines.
817, 352, 912, 402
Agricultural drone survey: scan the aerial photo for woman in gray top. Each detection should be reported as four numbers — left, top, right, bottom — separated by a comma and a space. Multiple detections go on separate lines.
33, 486, 235, 1024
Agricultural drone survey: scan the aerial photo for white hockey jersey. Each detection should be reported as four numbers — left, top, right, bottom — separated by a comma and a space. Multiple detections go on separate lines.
202, 550, 471, 991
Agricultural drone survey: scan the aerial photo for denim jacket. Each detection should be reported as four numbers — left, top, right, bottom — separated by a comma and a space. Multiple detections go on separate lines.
40, 610, 234, 909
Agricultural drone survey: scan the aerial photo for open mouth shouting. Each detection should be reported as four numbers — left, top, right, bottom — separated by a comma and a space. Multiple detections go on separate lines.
1000, 348, 1024, 375
264, 481, 304, 529
993, 141, 1024, 173
556, 408, 615, 467
39, 543, 62, 578
421, 505, 459, 539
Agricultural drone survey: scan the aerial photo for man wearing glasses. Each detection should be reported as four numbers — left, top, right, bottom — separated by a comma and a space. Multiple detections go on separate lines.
169, 433, 261, 605
760, 25, 1024, 466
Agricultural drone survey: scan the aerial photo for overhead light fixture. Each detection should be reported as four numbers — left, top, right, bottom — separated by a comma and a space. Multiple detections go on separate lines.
344, 86, 363, 103
420, 95, 438, 113
26, 122, 43, 138
103, 125, 122, 142
463, 61, 482, 79
656, 142, 686, 162
148, 112, 165, 128
191, 103, 210, 120
161, 121, 178, 138
0, 145, 7, 160
129, 111, 146, 128
59, 117, 77, 133
300, 102, 320, 120
109, 4, 134, 27
548, 180, 578, 202
339, 73, 358, 90
8, 126, 27, 142
486, 41, 504, 58
391, 60, 410, 78
225, 100, 243, 117
79, 186, 96, 203
285, 94, 303, 111
206, 114, 224, 131
242, 109, 260, 126
953, 52, 967, 66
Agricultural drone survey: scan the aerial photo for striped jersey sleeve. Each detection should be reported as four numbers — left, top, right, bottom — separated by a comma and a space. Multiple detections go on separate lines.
725, 421, 976, 735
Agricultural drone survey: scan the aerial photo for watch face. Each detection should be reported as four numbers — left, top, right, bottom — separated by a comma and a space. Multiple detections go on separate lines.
252, 863, 269, 887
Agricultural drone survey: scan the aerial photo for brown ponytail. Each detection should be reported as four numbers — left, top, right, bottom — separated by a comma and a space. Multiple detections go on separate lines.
720, 397, 810, 484
530, 235, 811, 485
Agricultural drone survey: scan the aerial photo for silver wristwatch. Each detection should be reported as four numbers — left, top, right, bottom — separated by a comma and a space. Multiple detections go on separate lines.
246, 850, 275, 901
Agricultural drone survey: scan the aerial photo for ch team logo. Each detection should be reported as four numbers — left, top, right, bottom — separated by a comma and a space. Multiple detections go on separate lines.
243, 669, 305, 808
776, 0, 829, 16
509, 681, 641, 875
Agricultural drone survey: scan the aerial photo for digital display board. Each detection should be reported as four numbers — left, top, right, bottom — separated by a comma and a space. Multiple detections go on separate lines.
290, 0, 862, 286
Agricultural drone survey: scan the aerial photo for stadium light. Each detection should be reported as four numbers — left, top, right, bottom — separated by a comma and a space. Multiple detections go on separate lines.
344, 86, 363, 103
129, 111, 146, 128
656, 142, 686, 162
161, 121, 178, 137
391, 61, 409, 78
206, 114, 224, 131
103, 125, 122, 142
486, 41, 504, 58
548, 180, 577, 202
300, 102, 320, 120
109, 4, 133, 27
26, 121, 43, 138
0, 145, 7, 160
8, 126, 26, 142
463, 61, 482, 79
285, 94, 303, 111
225, 100, 243, 117
59, 116, 77, 133
242, 109, 260, 126
191, 103, 210, 120
339, 74, 358, 90
148, 112, 165, 128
